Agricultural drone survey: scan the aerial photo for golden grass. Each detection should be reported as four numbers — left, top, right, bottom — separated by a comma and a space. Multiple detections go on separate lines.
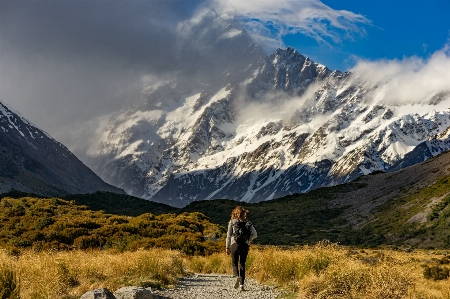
1, 243, 450, 299
189, 242, 450, 299
0, 248, 185, 299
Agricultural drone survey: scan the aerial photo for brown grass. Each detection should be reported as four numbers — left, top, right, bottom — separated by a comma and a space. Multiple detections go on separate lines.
1, 243, 450, 299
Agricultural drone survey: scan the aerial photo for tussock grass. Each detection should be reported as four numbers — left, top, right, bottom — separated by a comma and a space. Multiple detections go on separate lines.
0, 248, 185, 298
1, 243, 450, 298
189, 242, 450, 299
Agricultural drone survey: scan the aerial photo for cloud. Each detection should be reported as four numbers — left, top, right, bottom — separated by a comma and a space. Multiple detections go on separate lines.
0, 0, 202, 145
208, 0, 370, 52
53, 114, 112, 165
0, 0, 371, 162
350, 44, 450, 105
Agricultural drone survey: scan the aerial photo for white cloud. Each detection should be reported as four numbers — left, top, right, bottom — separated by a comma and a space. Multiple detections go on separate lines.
53, 114, 112, 165
350, 44, 450, 105
208, 0, 370, 52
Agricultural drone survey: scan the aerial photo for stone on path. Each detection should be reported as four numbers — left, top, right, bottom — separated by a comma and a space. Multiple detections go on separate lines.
80, 288, 116, 299
114, 286, 153, 299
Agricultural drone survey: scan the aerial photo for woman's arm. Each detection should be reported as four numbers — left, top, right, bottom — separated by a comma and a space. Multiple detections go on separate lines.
226, 221, 232, 253
249, 225, 257, 243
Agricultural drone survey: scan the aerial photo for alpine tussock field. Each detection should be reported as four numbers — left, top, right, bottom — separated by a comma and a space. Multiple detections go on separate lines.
1, 242, 450, 298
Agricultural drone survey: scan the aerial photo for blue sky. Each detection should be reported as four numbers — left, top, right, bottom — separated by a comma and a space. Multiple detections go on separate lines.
219, 0, 450, 70
288, 0, 450, 70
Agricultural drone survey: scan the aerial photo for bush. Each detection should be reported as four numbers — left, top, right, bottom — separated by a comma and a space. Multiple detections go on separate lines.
423, 265, 450, 280
0, 197, 224, 254
301, 261, 412, 299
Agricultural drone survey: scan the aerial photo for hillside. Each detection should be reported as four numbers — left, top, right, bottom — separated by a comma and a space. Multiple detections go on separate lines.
3, 148, 448, 251
0, 101, 124, 196
182, 150, 450, 248
0, 195, 223, 254
62, 191, 178, 216
0, 190, 177, 217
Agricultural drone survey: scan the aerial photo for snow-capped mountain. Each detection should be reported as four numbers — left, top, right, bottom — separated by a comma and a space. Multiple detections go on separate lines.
0, 101, 124, 196
89, 11, 450, 207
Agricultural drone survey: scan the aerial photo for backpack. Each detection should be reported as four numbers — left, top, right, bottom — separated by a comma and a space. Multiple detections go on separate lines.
232, 220, 252, 244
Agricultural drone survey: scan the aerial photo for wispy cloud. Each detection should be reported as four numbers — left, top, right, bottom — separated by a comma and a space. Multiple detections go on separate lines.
350, 43, 450, 105
0, 0, 201, 143
208, 0, 370, 52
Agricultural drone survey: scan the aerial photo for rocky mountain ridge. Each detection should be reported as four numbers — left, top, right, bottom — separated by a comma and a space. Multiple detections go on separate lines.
0, 101, 124, 196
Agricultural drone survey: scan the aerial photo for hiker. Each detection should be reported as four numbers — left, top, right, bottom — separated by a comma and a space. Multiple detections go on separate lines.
226, 206, 257, 292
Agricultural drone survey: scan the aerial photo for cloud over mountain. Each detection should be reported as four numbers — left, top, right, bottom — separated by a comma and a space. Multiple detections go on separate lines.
350, 44, 450, 105
208, 0, 370, 51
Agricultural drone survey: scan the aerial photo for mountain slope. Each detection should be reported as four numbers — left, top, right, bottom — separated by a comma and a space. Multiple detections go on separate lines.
182, 150, 450, 248
0, 101, 124, 196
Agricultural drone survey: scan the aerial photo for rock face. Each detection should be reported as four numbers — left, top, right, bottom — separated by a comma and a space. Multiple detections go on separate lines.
0, 101, 124, 196
87, 10, 450, 207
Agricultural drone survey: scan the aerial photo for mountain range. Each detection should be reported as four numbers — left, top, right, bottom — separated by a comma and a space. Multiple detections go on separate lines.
86, 9, 450, 207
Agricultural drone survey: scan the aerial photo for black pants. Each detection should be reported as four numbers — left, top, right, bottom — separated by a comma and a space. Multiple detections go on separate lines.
231, 242, 249, 285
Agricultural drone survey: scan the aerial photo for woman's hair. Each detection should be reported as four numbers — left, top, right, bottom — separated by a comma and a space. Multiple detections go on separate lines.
231, 206, 248, 220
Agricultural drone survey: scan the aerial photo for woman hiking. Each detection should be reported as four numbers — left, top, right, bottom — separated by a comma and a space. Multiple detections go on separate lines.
226, 206, 257, 292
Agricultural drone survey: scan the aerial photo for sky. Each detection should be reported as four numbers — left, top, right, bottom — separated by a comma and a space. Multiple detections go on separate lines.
0, 0, 449, 155
288, 0, 450, 70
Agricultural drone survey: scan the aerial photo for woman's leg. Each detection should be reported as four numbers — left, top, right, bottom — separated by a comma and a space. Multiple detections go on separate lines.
231, 243, 240, 277
238, 243, 249, 285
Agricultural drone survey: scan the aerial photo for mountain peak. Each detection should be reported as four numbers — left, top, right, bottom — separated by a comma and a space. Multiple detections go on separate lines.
273, 47, 305, 60
86, 34, 450, 208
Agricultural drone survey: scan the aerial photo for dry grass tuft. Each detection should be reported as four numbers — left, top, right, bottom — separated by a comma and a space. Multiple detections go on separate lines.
0, 261, 20, 299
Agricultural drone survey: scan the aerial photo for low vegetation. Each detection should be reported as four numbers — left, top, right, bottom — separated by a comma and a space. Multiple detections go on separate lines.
5, 169, 450, 250
354, 174, 450, 248
0, 196, 223, 255
187, 242, 450, 298
183, 174, 450, 248
181, 187, 350, 245
1, 242, 449, 299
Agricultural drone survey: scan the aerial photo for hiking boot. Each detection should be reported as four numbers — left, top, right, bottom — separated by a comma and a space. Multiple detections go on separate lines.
239, 285, 245, 292
234, 277, 240, 289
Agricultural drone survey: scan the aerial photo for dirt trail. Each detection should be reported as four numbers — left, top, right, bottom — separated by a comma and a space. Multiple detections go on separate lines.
152, 273, 284, 299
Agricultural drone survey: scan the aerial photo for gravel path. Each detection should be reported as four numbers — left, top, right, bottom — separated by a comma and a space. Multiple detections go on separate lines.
152, 274, 284, 299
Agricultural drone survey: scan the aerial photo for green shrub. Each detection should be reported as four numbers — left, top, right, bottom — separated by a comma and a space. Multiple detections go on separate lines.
34, 216, 55, 230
